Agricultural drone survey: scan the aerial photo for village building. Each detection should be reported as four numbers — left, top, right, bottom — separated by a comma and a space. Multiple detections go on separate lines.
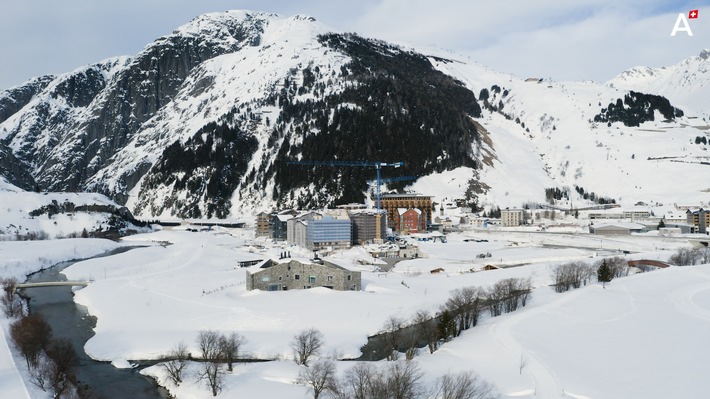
380, 193, 433, 233
271, 211, 295, 240
255, 211, 272, 237
246, 259, 361, 291
588, 207, 652, 221
399, 208, 422, 234
686, 209, 709, 234
368, 241, 420, 259
501, 208, 524, 227
349, 210, 386, 245
589, 222, 645, 235
287, 211, 321, 247
286, 211, 352, 250
307, 216, 352, 250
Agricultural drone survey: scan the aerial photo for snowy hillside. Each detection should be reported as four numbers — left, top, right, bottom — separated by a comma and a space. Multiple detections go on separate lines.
46, 228, 705, 399
428, 55, 710, 209
609, 49, 710, 116
0, 10, 708, 219
0, 179, 148, 240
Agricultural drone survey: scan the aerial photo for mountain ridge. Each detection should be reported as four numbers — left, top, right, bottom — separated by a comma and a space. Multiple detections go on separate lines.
1, 10, 708, 219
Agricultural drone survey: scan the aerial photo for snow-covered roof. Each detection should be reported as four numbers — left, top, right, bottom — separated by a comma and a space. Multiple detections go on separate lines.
593, 222, 646, 230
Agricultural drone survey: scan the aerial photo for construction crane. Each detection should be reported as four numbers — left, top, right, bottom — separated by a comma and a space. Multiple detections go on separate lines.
287, 160, 405, 211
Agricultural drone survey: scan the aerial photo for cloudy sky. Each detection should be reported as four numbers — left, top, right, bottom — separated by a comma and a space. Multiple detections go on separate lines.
0, 0, 708, 90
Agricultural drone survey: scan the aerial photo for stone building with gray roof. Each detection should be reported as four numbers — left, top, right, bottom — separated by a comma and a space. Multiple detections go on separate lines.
246, 259, 361, 291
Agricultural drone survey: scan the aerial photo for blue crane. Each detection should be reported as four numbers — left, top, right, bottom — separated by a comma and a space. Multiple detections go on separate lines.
287, 160, 405, 211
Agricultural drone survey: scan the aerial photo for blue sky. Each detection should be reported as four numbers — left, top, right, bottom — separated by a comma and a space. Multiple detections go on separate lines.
0, 0, 708, 89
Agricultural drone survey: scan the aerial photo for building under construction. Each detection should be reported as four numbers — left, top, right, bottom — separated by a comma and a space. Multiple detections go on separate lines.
380, 193, 433, 233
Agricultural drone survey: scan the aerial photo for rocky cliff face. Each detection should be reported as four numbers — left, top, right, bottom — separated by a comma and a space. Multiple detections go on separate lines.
1, 11, 273, 202
0, 142, 36, 190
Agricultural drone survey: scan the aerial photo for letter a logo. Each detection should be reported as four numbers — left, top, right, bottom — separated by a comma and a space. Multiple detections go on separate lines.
671, 13, 694, 36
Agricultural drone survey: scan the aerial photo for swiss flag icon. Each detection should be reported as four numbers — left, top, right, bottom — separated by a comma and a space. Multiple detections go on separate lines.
689, 9, 699, 19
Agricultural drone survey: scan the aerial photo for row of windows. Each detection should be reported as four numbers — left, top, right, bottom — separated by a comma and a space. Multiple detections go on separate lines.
267, 284, 359, 291
262, 274, 351, 282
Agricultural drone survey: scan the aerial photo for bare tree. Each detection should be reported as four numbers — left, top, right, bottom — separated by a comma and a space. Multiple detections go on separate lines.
412, 309, 439, 354
604, 256, 629, 278
336, 362, 377, 399
160, 341, 189, 386
550, 262, 594, 293
297, 358, 339, 399
29, 354, 51, 392
219, 332, 246, 372
669, 247, 710, 266
198, 361, 224, 397
386, 361, 424, 399
383, 316, 404, 361
292, 328, 324, 366
446, 287, 482, 335
10, 313, 53, 369
197, 330, 222, 361
698, 247, 710, 265
1, 277, 22, 318
46, 338, 78, 398
197, 331, 225, 396
432, 370, 495, 399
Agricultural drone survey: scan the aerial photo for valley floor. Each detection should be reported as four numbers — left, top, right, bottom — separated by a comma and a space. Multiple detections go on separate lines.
1, 227, 709, 398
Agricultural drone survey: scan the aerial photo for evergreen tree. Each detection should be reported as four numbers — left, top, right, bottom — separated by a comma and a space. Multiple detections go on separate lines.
597, 260, 612, 288
437, 310, 456, 342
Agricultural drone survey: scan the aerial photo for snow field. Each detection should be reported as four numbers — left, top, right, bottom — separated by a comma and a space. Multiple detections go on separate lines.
48, 227, 710, 398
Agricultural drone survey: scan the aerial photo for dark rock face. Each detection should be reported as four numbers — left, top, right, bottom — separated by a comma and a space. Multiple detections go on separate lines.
0, 76, 55, 124
0, 142, 36, 190
37, 16, 267, 193
0, 13, 269, 197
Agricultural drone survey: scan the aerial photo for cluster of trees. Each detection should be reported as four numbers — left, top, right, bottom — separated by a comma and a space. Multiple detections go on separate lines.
479, 86, 507, 114
545, 187, 569, 203
551, 257, 629, 292
9, 313, 81, 398
160, 330, 247, 396
265, 32, 484, 209
574, 186, 616, 205
364, 278, 532, 361
480, 206, 501, 218
140, 121, 259, 219
695, 136, 708, 145
298, 359, 495, 399
593, 91, 683, 127
669, 247, 710, 266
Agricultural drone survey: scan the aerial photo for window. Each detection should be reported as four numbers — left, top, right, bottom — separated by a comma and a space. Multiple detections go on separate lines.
268, 284, 281, 291
261, 276, 270, 282
309, 276, 316, 284
295, 274, 300, 280
327, 276, 333, 282
278, 276, 282, 281
347, 275, 352, 281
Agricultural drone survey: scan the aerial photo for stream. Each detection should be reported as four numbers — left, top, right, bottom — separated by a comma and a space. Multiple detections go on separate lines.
23, 247, 169, 399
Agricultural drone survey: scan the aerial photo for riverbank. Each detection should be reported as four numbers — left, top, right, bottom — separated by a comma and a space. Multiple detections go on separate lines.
23, 255, 169, 398
0, 239, 128, 398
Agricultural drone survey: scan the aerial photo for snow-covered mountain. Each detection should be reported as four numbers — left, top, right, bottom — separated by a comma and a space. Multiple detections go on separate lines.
0, 10, 708, 219
609, 49, 710, 116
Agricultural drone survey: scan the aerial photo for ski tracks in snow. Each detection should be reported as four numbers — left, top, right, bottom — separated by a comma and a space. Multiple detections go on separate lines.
488, 287, 589, 399
668, 268, 710, 322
